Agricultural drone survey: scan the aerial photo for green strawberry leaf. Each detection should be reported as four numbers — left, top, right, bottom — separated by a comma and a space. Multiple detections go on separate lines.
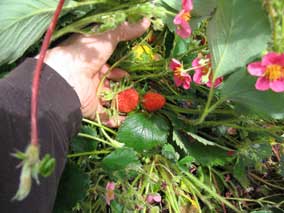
221, 70, 284, 119
102, 147, 140, 171
207, 0, 271, 78
116, 113, 170, 152
187, 141, 233, 166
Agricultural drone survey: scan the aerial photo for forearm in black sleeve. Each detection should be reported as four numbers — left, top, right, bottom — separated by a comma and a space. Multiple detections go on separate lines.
0, 58, 82, 213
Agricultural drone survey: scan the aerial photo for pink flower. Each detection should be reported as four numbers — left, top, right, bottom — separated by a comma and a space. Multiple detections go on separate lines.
192, 54, 223, 88
170, 58, 192, 89
146, 194, 162, 204
173, 0, 193, 39
105, 182, 115, 205
247, 52, 284, 92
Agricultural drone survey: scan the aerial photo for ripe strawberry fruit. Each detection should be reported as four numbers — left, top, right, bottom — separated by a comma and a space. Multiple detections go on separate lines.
117, 88, 139, 113
142, 92, 166, 112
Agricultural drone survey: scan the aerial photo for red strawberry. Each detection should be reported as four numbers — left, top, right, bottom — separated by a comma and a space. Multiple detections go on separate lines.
142, 92, 166, 112
117, 88, 139, 113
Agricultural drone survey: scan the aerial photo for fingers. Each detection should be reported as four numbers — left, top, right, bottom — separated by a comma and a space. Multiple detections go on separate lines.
97, 105, 126, 128
98, 64, 129, 81
115, 17, 151, 42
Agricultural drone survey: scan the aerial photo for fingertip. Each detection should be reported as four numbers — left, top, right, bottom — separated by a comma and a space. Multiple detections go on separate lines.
107, 68, 129, 81
140, 17, 151, 30
117, 17, 151, 41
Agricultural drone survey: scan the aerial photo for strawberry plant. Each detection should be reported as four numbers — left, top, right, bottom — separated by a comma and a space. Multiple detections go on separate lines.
1, 0, 284, 212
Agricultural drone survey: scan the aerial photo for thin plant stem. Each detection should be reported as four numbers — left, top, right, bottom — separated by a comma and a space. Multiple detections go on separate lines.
248, 172, 284, 191
82, 118, 116, 135
67, 150, 111, 158
78, 132, 115, 147
31, 0, 65, 146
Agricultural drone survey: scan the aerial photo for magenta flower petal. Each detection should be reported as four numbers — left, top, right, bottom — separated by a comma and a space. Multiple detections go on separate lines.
206, 76, 223, 88
182, 0, 193, 11
173, 11, 184, 25
262, 52, 282, 66
270, 80, 284, 92
182, 77, 191, 89
152, 194, 162, 202
170, 58, 182, 70
193, 70, 202, 84
255, 77, 270, 91
105, 182, 116, 205
192, 57, 200, 67
174, 76, 183, 87
174, 6, 192, 39
247, 62, 265, 76
106, 182, 115, 190
146, 194, 162, 204
176, 26, 191, 39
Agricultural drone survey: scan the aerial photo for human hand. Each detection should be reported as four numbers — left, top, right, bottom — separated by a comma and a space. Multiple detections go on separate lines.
43, 18, 150, 126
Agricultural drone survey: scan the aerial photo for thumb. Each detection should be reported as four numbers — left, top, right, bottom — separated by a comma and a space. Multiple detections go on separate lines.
115, 17, 151, 42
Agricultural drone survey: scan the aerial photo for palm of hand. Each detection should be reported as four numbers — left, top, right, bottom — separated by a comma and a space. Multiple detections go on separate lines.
44, 18, 150, 126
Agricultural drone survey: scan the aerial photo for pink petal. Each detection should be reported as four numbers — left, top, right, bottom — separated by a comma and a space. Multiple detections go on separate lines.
152, 194, 162, 202
173, 11, 184, 25
106, 182, 115, 190
214, 76, 223, 87
147, 194, 162, 204
192, 57, 200, 67
182, 74, 192, 89
183, 80, 191, 89
182, 0, 193, 11
269, 80, 284, 92
255, 77, 270, 91
170, 58, 182, 70
176, 21, 191, 39
174, 76, 183, 87
262, 52, 281, 66
193, 70, 202, 84
247, 62, 265, 76
206, 76, 223, 88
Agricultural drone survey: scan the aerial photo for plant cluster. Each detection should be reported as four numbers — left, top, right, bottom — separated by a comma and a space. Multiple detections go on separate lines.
1, 0, 284, 212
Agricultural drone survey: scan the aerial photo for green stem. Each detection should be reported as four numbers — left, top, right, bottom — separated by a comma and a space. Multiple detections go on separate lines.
82, 118, 116, 135
78, 132, 115, 147
67, 150, 110, 158
226, 197, 275, 206
196, 85, 215, 124
183, 171, 240, 212
248, 172, 284, 191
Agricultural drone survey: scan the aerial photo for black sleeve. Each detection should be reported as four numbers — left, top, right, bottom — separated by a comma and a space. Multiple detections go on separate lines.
0, 58, 82, 213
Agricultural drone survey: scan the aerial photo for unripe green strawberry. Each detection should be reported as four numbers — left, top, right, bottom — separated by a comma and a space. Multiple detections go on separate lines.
142, 92, 166, 112
117, 88, 139, 113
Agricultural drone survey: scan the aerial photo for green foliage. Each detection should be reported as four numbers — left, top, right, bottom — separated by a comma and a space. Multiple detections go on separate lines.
234, 140, 272, 187
279, 155, 284, 176
116, 113, 170, 152
102, 147, 140, 171
191, 0, 217, 17
71, 126, 98, 153
161, 143, 179, 161
221, 70, 284, 119
207, 0, 271, 78
233, 157, 250, 187
53, 163, 89, 213
2, 0, 284, 211
0, 0, 76, 65
187, 141, 233, 166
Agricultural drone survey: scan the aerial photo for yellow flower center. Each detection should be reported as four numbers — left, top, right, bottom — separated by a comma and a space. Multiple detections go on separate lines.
265, 64, 284, 81
202, 64, 211, 75
182, 11, 191, 22
174, 66, 185, 80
